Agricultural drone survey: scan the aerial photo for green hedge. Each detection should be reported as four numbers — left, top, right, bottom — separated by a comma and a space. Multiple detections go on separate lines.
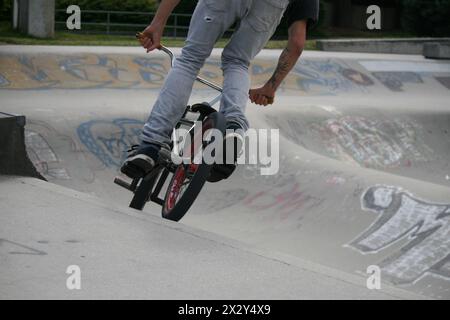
55, 0, 159, 33
56, 0, 158, 11
351, 0, 399, 7
401, 0, 450, 36
7, 0, 450, 38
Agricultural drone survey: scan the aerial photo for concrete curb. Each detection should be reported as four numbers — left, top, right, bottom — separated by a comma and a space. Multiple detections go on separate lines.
424, 43, 450, 59
317, 38, 450, 55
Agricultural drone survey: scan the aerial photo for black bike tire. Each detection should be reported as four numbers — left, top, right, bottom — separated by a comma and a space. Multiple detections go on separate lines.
161, 112, 225, 221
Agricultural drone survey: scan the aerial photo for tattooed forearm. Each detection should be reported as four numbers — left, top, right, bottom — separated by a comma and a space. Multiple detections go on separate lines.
267, 46, 300, 90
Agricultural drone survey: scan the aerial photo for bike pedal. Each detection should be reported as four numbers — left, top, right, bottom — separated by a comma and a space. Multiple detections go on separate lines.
121, 161, 148, 178
114, 177, 137, 192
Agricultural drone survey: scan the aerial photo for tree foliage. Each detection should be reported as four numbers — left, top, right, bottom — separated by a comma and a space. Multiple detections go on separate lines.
55, 0, 158, 11
401, 0, 450, 36
0, 0, 11, 21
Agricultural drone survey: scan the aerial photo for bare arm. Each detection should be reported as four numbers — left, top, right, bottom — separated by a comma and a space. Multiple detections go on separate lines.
152, 0, 181, 28
249, 20, 307, 106
138, 0, 181, 52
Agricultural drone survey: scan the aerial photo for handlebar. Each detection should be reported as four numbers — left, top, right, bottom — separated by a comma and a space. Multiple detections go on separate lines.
136, 32, 222, 93
159, 45, 175, 68
136, 32, 275, 105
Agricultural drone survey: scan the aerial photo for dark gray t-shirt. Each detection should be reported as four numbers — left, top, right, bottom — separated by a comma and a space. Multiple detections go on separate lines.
285, 0, 319, 29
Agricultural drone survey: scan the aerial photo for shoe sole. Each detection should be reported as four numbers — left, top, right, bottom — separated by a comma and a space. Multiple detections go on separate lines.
207, 163, 236, 183
121, 154, 155, 179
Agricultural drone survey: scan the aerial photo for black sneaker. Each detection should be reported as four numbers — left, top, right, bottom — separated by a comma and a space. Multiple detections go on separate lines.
120, 143, 161, 179
207, 121, 244, 183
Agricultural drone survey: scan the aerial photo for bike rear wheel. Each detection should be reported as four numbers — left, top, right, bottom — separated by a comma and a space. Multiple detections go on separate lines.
162, 111, 225, 221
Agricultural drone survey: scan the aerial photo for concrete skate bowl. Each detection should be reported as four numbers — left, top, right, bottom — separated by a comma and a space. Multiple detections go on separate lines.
1, 46, 450, 299
185, 105, 450, 299
265, 107, 450, 186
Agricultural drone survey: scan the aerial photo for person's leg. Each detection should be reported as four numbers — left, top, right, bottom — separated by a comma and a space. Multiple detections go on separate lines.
206, 0, 288, 183
140, 0, 240, 150
220, 0, 289, 131
122, 1, 242, 178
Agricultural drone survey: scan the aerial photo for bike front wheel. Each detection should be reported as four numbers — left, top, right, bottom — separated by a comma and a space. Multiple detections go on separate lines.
161, 111, 225, 221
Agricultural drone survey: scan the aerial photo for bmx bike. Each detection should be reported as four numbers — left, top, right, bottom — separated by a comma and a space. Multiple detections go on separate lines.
114, 45, 226, 222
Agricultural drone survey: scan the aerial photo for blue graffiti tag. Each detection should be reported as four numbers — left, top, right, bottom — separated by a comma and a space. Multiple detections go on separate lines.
0, 74, 10, 87
133, 57, 167, 84
77, 118, 145, 167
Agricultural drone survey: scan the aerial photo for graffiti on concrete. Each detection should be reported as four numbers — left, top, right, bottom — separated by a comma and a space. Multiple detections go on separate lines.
3, 54, 59, 89
349, 185, 450, 284
340, 68, 374, 86
308, 116, 431, 168
325, 176, 347, 186
266, 113, 433, 169
0, 73, 10, 87
1, 53, 377, 94
0, 54, 171, 89
132, 56, 167, 84
7, 53, 448, 96
252, 64, 275, 77
3, 53, 447, 94
195, 164, 324, 217
372, 72, 423, 92
288, 60, 375, 95
295, 60, 349, 94
0, 53, 224, 90
77, 118, 144, 168
242, 179, 324, 219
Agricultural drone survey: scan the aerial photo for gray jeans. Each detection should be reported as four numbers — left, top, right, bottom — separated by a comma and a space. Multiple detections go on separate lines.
141, 0, 289, 148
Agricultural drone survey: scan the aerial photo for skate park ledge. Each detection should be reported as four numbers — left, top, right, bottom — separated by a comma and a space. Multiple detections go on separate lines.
317, 38, 450, 58
0, 112, 44, 179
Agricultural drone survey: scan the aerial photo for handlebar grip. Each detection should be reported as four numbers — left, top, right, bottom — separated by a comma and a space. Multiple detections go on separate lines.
136, 32, 163, 50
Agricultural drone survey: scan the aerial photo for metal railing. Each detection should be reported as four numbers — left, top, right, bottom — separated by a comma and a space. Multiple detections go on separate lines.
55, 9, 192, 37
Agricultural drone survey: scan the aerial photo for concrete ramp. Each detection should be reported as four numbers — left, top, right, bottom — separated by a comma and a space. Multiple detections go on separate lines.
0, 46, 449, 299
0, 176, 423, 299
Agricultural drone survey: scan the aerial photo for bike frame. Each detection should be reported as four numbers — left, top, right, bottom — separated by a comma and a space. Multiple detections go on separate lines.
159, 45, 223, 163
114, 45, 225, 210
